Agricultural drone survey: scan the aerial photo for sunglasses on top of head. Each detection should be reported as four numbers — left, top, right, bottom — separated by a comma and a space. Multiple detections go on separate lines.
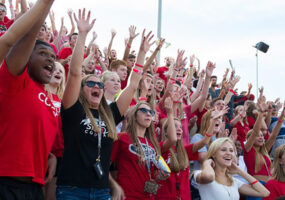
85, 81, 104, 89
137, 107, 155, 116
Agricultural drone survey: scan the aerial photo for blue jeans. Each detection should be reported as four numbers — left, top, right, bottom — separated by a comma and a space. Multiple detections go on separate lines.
246, 181, 266, 200
56, 185, 111, 200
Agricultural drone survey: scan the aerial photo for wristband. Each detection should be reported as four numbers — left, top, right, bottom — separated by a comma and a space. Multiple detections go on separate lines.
250, 180, 258, 186
135, 63, 144, 69
278, 119, 284, 123
228, 88, 237, 96
205, 133, 212, 137
127, 43, 131, 48
132, 68, 142, 75
139, 97, 147, 101
177, 78, 183, 83
173, 101, 180, 104
169, 78, 175, 82
190, 64, 193, 68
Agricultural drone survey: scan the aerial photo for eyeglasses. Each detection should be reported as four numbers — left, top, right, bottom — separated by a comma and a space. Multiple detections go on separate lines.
0, 7, 6, 12
85, 81, 104, 89
137, 107, 155, 116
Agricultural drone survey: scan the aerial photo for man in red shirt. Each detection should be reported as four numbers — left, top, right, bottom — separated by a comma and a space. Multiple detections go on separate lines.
156, 56, 174, 85
0, 0, 58, 199
58, 32, 78, 74
0, 3, 14, 34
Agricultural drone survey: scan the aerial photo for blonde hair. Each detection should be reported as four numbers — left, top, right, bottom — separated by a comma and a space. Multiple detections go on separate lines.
246, 130, 270, 173
200, 109, 213, 135
80, 74, 117, 140
45, 62, 66, 99
162, 119, 188, 172
127, 102, 161, 161
207, 138, 235, 185
272, 144, 285, 182
101, 70, 120, 84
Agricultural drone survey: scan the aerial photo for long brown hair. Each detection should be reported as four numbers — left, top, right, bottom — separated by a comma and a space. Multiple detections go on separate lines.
272, 144, 285, 182
126, 102, 161, 161
246, 130, 270, 173
200, 109, 213, 135
79, 74, 117, 140
162, 119, 188, 172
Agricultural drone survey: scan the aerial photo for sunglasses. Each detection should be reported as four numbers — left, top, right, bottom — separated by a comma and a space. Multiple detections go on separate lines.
0, 7, 6, 12
85, 81, 104, 89
137, 107, 155, 116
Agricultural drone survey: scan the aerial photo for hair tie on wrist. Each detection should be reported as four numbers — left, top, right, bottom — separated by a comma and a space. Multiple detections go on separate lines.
127, 43, 131, 48
205, 133, 212, 137
250, 180, 258, 186
132, 68, 142, 75
135, 63, 144, 69
139, 97, 147, 101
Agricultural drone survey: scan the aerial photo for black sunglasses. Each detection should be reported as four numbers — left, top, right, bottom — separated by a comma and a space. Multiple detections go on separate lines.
137, 107, 155, 116
85, 81, 104, 89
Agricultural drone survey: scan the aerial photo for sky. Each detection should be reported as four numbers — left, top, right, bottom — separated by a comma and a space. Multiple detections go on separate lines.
27, 0, 285, 103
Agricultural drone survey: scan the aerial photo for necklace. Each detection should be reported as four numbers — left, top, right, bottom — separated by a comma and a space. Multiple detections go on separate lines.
222, 185, 231, 200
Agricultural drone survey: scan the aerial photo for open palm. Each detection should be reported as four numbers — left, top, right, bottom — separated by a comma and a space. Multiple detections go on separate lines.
74, 9, 96, 33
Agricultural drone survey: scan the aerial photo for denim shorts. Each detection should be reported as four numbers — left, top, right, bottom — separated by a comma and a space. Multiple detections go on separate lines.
56, 185, 111, 200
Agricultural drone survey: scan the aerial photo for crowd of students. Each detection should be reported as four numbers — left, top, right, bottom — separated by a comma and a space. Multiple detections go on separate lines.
0, 0, 285, 200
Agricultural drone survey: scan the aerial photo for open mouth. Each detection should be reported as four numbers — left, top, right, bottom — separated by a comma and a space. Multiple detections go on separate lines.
44, 65, 53, 72
224, 157, 232, 161
54, 74, 61, 80
92, 91, 100, 98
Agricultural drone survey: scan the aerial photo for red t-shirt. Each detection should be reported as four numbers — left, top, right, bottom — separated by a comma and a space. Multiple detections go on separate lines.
0, 16, 14, 35
247, 116, 256, 129
121, 73, 129, 89
50, 94, 64, 158
58, 47, 72, 75
234, 121, 250, 148
156, 66, 169, 86
264, 179, 285, 200
244, 147, 271, 176
111, 133, 158, 200
0, 61, 59, 185
193, 108, 207, 127
156, 144, 198, 200
94, 65, 103, 76
181, 105, 195, 145
49, 43, 58, 56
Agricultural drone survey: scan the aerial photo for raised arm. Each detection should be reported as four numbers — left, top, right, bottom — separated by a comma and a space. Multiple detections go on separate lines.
184, 54, 195, 91
190, 61, 215, 113
5, 0, 55, 75
8, 0, 15, 19
0, 0, 54, 63
190, 69, 205, 104
161, 97, 177, 153
265, 103, 285, 151
62, 9, 96, 109
67, 9, 75, 36
122, 25, 139, 62
245, 97, 266, 152
86, 31, 97, 56
107, 29, 116, 59
48, 11, 57, 36
116, 30, 154, 116
144, 39, 164, 72
195, 159, 216, 184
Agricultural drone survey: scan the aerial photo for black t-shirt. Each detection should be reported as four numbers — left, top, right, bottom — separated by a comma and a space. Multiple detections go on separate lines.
57, 100, 123, 188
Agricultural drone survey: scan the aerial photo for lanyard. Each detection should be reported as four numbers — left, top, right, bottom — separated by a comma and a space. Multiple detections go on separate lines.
137, 137, 151, 175
96, 116, 102, 162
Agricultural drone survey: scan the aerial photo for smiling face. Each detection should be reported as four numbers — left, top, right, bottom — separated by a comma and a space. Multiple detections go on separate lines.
175, 120, 183, 140
104, 73, 121, 95
254, 131, 265, 147
49, 62, 64, 86
85, 60, 95, 73
82, 76, 104, 109
28, 44, 56, 84
135, 104, 153, 128
155, 78, 164, 93
213, 141, 235, 167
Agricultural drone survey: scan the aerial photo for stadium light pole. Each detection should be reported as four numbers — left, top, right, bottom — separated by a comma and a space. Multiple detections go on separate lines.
157, 0, 162, 66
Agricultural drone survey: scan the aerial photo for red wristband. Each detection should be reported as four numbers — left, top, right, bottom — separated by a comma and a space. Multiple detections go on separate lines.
135, 63, 144, 69
278, 119, 284, 123
250, 180, 258, 186
127, 43, 131, 48
177, 78, 183, 84
229, 88, 237, 96
170, 78, 175, 82
132, 68, 142, 75
205, 133, 212, 137
190, 64, 193, 68
139, 97, 147, 101
173, 101, 180, 104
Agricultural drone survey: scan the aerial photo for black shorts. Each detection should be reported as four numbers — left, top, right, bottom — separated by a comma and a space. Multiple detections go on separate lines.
0, 177, 43, 200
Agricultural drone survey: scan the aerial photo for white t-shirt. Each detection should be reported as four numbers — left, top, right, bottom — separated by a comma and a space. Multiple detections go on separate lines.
194, 170, 245, 200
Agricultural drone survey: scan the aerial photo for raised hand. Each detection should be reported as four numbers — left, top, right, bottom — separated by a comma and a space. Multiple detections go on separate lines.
164, 97, 173, 114
199, 69, 205, 79
227, 162, 241, 175
257, 95, 267, 112
129, 25, 139, 40
111, 29, 117, 38
190, 54, 195, 66
156, 38, 165, 51
248, 83, 252, 90
49, 10, 55, 21
74, 9, 96, 34
140, 29, 155, 53
175, 49, 187, 71
212, 106, 229, 120
67, 9, 73, 18
92, 31, 98, 40
205, 61, 216, 77
230, 128, 238, 142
